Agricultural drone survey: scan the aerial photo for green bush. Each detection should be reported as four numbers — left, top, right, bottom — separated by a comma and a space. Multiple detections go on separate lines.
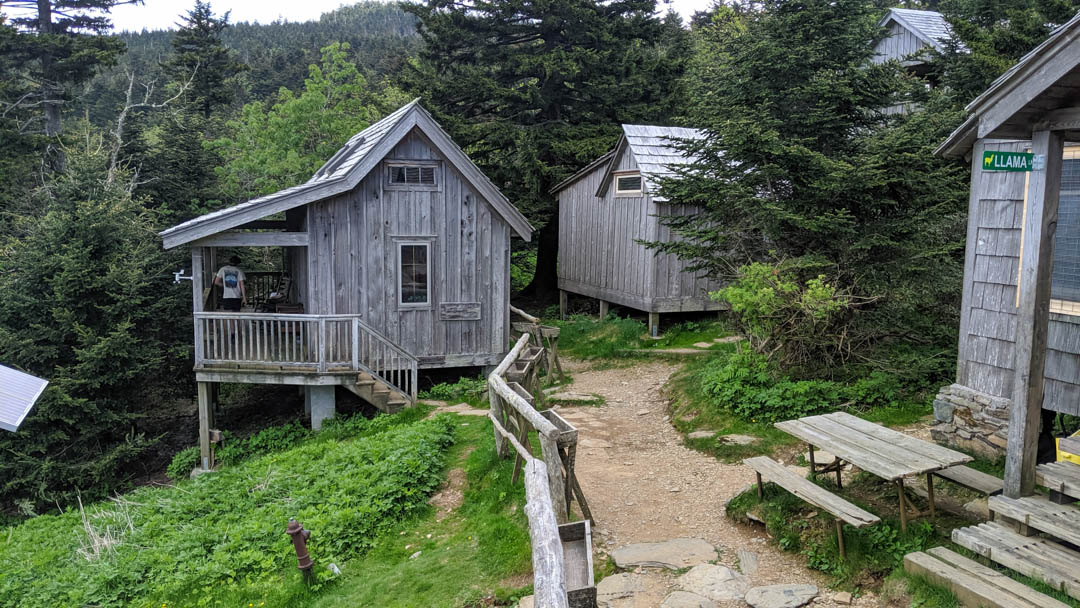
166, 446, 200, 481
420, 376, 488, 404
216, 420, 309, 465
0, 414, 456, 608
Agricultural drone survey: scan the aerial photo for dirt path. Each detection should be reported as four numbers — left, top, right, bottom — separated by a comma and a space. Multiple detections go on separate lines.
553, 359, 883, 607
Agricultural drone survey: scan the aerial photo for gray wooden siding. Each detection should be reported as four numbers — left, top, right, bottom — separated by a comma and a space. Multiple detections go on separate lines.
873, 21, 928, 64
652, 202, 725, 311
957, 139, 1080, 415
305, 128, 510, 366
557, 147, 723, 313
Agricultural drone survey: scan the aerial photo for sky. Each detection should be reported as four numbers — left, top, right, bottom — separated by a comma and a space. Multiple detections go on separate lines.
100, 0, 715, 33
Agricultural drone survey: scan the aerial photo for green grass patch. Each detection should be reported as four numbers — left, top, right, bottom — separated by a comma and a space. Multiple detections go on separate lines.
420, 375, 489, 408
1, 412, 459, 608
548, 315, 734, 360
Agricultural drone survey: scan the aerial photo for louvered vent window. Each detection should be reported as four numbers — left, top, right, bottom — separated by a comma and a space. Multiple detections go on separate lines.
390, 165, 436, 185
615, 173, 642, 195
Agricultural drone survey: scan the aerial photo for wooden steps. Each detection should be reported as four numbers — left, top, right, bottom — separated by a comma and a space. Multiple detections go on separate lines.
904, 547, 1071, 608
1036, 461, 1080, 501
343, 371, 412, 414
936, 465, 1004, 496
952, 521, 1080, 600
988, 495, 1080, 545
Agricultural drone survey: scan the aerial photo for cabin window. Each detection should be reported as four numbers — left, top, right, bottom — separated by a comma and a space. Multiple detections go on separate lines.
388, 164, 436, 185
1018, 146, 1080, 315
398, 242, 430, 307
614, 173, 642, 196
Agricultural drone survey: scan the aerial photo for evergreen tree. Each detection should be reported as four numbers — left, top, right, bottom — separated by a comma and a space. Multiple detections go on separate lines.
659, 0, 969, 375
402, 0, 690, 296
163, 1, 246, 119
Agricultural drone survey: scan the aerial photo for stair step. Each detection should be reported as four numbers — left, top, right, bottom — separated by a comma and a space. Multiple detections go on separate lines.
1037, 461, 1080, 501
904, 546, 1070, 608
953, 521, 1080, 600
989, 495, 1080, 545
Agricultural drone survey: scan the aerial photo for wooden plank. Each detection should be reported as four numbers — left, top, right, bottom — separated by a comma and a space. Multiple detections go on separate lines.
191, 231, 309, 248
926, 547, 1072, 608
953, 522, 1080, 599
523, 460, 570, 608
439, 302, 482, 321
1007, 129, 1066, 498
1036, 461, 1080, 498
821, 412, 972, 468
743, 456, 880, 527
799, 415, 942, 472
904, 551, 1045, 608
774, 419, 912, 480
989, 495, 1080, 546
936, 465, 1004, 496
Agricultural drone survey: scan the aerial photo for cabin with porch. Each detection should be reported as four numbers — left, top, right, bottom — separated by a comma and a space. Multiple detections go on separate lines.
160, 99, 532, 470
552, 125, 723, 336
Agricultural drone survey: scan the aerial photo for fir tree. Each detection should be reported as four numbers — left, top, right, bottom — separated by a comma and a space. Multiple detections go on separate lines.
163, 0, 246, 119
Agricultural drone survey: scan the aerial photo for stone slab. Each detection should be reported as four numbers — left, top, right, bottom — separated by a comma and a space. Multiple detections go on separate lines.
718, 434, 757, 445
611, 538, 718, 570
517, 595, 534, 608
597, 572, 646, 600
737, 549, 759, 575
677, 564, 750, 602
693, 342, 714, 349
744, 584, 819, 608
688, 431, 715, 440
661, 591, 718, 608
547, 392, 603, 403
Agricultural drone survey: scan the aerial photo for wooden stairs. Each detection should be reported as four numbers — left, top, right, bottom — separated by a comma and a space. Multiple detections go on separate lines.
944, 459, 1080, 603
343, 371, 411, 414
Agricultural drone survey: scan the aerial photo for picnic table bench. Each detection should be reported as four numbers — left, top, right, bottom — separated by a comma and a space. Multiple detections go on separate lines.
744, 456, 879, 559
775, 411, 972, 530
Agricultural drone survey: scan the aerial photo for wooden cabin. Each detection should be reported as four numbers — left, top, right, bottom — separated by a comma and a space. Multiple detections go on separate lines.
160, 99, 532, 469
872, 8, 954, 75
934, 11, 1080, 497
553, 125, 723, 336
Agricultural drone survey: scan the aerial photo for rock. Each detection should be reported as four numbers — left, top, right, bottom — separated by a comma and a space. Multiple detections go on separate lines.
637, 409, 651, 416
693, 341, 714, 349
714, 336, 745, 343
804, 450, 837, 464
409, 551, 421, 559
426, 402, 488, 418
580, 438, 613, 449
832, 591, 853, 605
744, 584, 819, 608
677, 564, 750, 602
547, 391, 602, 403
611, 538, 718, 570
933, 399, 956, 423
688, 430, 715, 440
417, 399, 448, 407
718, 434, 757, 445
736, 549, 759, 575
964, 497, 990, 520
517, 595, 534, 608
597, 572, 646, 600
661, 591, 718, 608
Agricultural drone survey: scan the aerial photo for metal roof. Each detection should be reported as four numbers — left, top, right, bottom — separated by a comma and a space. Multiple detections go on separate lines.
881, 8, 955, 53
622, 124, 704, 191
0, 365, 48, 432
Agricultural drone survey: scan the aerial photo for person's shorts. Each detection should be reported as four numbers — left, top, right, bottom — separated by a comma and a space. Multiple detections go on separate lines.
222, 298, 242, 311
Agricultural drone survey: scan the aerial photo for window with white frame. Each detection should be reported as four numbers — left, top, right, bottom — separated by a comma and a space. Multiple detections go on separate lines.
1018, 146, 1080, 315
614, 172, 643, 196
388, 164, 437, 186
398, 242, 430, 307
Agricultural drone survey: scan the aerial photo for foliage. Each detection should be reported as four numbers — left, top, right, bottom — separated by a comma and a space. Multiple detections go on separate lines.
510, 248, 537, 294
403, 0, 691, 294
209, 42, 394, 202
0, 415, 456, 608
163, 1, 248, 119
420, 376, 488, 404
657, 0, 970, 380
0, 135, 190, 513
166, 446, 200, 481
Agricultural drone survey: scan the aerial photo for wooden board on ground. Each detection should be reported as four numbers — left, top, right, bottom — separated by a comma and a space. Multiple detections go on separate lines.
988, 495, 1080, 546
559, 520, 597, 608
1036, 461, 1080, 500
936, 465, 1005, 496
953, 521, 1080, 600
904, 547, 1071, 608
743, 456, 880, 528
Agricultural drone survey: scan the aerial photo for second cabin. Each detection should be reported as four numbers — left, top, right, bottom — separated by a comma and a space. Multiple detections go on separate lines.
553, 125, 723, 335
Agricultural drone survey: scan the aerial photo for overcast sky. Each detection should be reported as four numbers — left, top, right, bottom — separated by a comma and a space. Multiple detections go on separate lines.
95, 0, 714, 32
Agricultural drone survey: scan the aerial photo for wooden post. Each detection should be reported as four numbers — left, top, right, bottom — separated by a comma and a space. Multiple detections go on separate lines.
559, 290, 568, 320
834, 458, 842, 490
648, 312, 660, 337
489, 383, 509, 458
835, 519, 845, 560
598, 299, 608, 320
927, 473, 935, 519
198, 381, 212, 471
897, 479, 908, 532
756, 472, 764, 499
539, 431, 569, 523
192, 248, 205, 366
808, 444, 817, 478
1006, 129, 1065, 499
523, 460, 570, 608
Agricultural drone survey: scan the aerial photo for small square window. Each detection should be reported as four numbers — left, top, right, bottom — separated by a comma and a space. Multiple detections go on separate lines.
615, 174, 642, 195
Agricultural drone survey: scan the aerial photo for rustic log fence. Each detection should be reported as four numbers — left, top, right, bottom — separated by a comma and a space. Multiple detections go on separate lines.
488, 332, 594, 608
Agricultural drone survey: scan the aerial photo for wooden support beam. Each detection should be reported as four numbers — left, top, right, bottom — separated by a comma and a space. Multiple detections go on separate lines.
648, 312, 660, 338
198, 381, 213, 470
1006, 129, 1065, 498
598, 300, 608, 320
559, 290, 567, 320
192, 232, 309, 248
236, 220, 288, 230
1034, 106, 1080, 132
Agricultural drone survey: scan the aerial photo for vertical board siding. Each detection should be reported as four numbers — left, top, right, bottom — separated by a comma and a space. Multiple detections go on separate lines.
873, 21, 929, 64
956, 139, 1080, 415
304, 127, 511, 365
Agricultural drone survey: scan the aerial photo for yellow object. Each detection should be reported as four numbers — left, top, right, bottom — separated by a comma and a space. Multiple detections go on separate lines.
1056, 430, 1080, 464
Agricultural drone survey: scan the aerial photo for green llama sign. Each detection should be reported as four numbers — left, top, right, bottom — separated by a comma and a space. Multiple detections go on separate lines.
983, 151, 1035, 172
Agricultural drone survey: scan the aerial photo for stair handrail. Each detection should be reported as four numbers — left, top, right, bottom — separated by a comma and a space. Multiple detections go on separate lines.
351, 316, 419, 403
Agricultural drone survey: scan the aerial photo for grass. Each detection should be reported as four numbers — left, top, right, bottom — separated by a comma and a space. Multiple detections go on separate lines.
548, 315, 731, 360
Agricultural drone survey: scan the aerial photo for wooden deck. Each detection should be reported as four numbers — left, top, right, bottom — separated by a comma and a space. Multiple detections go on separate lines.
953, 521, 1080, 600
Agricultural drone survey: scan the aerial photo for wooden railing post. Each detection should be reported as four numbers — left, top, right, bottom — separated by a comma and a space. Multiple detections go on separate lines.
539, 431, 569, 524
351, 317, 360, 372
318, 318, 328, 373
524, 460, 570, 608
490, 382, 509, 458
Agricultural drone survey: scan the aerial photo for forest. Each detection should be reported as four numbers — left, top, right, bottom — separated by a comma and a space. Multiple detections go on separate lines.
0, 0, 1077, 525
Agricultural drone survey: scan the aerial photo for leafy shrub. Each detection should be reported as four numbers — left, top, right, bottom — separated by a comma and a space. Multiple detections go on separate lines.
0, 415, 456, 608
216, 421, 309, 465
166, 446, 200, 481
420, 376, 488, 404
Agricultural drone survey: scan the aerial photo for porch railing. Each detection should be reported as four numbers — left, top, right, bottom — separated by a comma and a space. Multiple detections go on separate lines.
194, 312, 418, 401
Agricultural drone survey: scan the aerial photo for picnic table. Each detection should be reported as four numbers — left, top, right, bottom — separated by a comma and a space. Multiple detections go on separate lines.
775, 411, 972, 530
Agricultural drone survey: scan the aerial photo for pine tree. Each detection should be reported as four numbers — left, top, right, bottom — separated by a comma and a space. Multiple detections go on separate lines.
163, 1, 246, 119
402, 0, 690, 296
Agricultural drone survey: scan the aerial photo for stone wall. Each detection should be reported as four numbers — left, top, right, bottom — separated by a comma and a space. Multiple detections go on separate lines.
931, 383, 1010, 458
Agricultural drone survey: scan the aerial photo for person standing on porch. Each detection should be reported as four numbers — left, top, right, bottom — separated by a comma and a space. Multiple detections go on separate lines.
214, 256, 247, 311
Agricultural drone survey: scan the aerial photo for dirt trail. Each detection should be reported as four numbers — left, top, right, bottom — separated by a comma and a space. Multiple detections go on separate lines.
554, 359, 883, 606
